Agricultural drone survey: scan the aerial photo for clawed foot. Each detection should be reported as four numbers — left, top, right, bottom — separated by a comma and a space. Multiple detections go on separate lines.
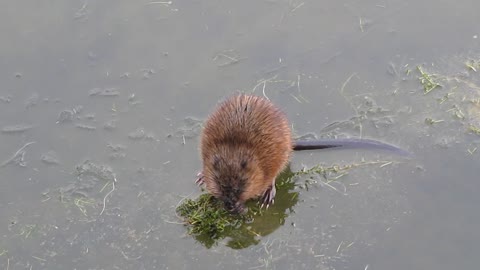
195, 171, 204, 186
260, 184, 276, 209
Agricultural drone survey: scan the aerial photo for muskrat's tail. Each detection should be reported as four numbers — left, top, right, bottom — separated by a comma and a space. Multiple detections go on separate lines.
293, 138, 411, 156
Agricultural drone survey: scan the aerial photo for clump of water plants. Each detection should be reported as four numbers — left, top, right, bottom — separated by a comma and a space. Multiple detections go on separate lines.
176, 193, 253, 240
175, 171, 299, 248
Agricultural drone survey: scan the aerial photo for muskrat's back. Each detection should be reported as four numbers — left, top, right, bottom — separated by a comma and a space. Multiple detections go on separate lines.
200, 95, 292, 211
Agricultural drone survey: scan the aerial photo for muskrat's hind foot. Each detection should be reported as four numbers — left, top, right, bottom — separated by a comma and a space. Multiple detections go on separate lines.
195, 171, 204, 186
260, 184, 276, 209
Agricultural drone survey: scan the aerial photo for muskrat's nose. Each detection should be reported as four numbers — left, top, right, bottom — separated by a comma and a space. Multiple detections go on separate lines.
223, 199, 246, 214
234, 203, 247, 214
224, 200, 235, 212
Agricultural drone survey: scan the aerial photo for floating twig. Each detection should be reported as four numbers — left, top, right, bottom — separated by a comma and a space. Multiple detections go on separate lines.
100, 177, 117, 216
1, 141, 36, 167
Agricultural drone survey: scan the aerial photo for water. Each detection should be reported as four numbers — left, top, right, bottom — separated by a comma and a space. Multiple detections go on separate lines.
1, 0, 479, 269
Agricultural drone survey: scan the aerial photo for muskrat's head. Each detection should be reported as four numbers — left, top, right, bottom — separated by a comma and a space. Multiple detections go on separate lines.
202, 145, 263, 214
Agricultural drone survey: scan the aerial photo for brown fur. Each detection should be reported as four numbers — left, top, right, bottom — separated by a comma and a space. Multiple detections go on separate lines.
200, 95, 292, 211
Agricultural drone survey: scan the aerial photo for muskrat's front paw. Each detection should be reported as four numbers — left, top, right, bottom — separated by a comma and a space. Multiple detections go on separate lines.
260, 185, 276, 209
195, 171, 204, 186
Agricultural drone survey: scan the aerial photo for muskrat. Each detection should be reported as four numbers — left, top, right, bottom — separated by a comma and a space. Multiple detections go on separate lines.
196, 94, 407, 213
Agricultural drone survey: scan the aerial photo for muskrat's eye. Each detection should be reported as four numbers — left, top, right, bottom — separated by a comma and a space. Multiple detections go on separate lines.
240, 160, 247, 169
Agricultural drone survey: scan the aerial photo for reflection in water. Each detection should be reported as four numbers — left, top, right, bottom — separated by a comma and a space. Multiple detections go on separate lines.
190, 167, 298, 249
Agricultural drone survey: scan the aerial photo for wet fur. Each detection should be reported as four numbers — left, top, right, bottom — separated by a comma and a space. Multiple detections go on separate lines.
200, 95, 292, 211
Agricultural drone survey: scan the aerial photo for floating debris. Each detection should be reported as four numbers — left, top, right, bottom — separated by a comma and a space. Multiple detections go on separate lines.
128, 128, 156, 140
0, 96, 12, 103
1, 141, 35, 168
103, 120, 117, 130
128, 128, 146, 140
425, 118, 444, 125
417, 66, 441, 94
465, 59, 480, 72
2, 124, 33, 134
72, 105, 84, 114
140, 68, 155, 79
84, 114, 96, 120
56, 106, 83, 124
58, 160, 117, 216
175, 117, 203, 139
25, 93, 39, 109
89, 88, 120, 97
76, 160, 117, 183
40, 151, 60, 165
469, 124, 480, 135
74, 1, 89, 20
107, 143, 127, 159
56, 110, 75, 123
128, 93, 142, 106
212, 50, 246, 67
75, 124, 97, 131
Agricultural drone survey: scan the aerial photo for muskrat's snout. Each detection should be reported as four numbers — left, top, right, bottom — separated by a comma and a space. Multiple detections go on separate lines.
223, 199, 246, 214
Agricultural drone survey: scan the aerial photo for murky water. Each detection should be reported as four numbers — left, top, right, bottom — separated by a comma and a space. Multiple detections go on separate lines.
1, 0, 479, 269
